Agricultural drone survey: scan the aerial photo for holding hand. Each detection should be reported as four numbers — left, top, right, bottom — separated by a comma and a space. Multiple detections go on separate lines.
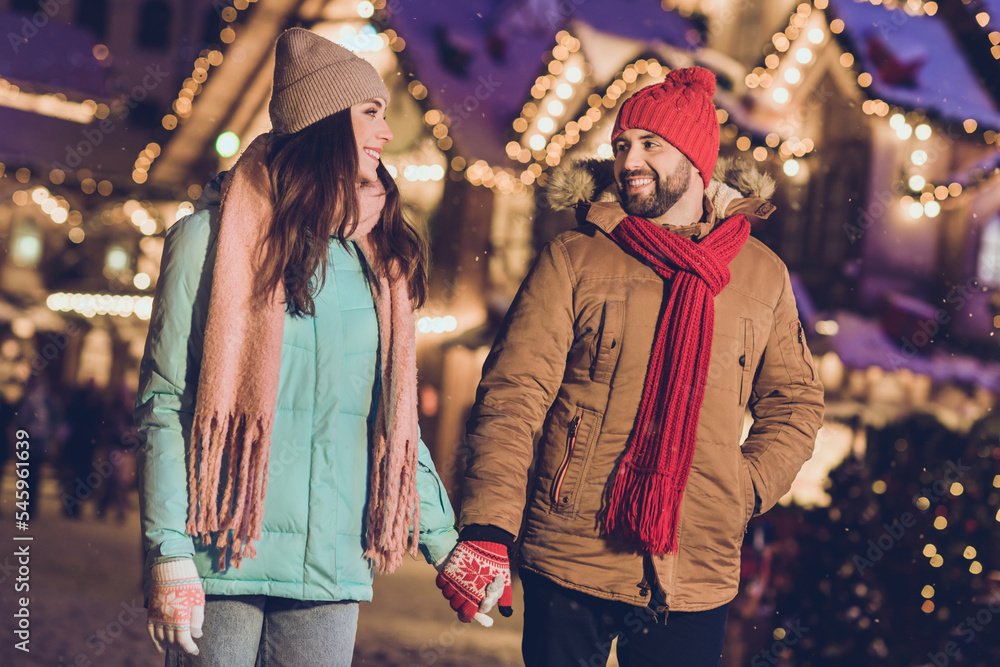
147, 558, 205, 655
436, 539, 513, 625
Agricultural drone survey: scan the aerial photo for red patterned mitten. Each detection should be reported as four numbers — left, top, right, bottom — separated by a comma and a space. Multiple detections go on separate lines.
436, 541, 513, 623
147, 558, 205, 655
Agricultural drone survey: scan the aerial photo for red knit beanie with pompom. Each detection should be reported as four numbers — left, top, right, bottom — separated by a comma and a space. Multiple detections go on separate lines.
612, 66, 719, 188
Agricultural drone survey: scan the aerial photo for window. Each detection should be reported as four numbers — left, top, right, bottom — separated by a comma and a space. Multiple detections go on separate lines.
75, 0, 107, 40
977, 215, 1000, 288
137, 0, 171, 50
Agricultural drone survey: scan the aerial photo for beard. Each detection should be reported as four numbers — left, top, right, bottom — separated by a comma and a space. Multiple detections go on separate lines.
618, 159, 692, 219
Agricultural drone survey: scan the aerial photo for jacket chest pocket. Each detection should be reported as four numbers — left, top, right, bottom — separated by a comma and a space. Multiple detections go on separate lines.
591, 300, 625, 385
739, 318, 755, 405
550, 408, 602, 515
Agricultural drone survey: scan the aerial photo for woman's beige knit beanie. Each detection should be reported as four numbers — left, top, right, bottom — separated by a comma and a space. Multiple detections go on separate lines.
269, 27, 391, 133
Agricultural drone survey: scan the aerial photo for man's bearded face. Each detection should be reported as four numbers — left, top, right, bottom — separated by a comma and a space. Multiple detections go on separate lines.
617, 158, 692, 219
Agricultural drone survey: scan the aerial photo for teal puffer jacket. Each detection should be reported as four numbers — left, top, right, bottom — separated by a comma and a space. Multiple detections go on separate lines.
136, 188, 457, 602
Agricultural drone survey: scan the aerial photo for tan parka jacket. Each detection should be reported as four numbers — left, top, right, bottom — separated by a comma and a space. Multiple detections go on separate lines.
459, 159, 825, 612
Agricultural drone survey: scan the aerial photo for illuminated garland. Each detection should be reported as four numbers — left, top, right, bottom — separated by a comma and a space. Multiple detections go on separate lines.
136, 0, 255, 183
744, 1, 827, 166
830, 2, 998, 145
517, 45, 651, 175
46, 292, 154, 320
384, 6, 531, 195
856, 0, 937, 15
511, 38, 781, 181
10, 186, 82, 228
823, 1, 1000, 217
501, 31, 672, 186
7, 184, 165, 256
738, 0, 1000, 206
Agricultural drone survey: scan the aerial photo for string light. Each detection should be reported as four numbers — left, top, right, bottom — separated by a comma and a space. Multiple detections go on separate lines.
14, 186, 82, 227
417, 316, 458, 333
890, 108, 998, 210
522, 54, 663, 179
136, 8, 233, 181
801, 0, 1000, 211
746, 2, 831, 173
856, 0, 936, 14
46, 293, 154, 320
336, 24, 390, 53
400, 164, 446, 182
841, 4, 993, 151
388, 21, 526, 197
408, 0, 994, 199
510, 30, 585, 172
0, 79, 98, 124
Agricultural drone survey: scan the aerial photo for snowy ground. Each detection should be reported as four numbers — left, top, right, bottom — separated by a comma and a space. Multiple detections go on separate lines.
0, 467, 524, 667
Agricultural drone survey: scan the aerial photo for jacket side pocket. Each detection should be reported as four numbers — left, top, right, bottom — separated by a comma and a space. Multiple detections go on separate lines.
550, 408, 601, 515
591, 300, 625, 385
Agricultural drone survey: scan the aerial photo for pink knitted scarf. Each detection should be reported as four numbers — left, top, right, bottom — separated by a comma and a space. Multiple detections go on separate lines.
187, 135, 420, 572
604, 214, 749, 554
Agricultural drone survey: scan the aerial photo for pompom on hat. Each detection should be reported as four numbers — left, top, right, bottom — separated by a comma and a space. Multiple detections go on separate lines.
612, 66, 720, 188
269, 27, 390, 133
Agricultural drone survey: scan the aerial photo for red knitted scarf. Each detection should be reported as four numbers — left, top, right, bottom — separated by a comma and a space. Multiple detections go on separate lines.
604, 214, 750, 554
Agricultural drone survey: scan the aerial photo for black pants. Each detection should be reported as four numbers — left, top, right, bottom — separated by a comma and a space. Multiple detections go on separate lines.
520, 569, 729, 667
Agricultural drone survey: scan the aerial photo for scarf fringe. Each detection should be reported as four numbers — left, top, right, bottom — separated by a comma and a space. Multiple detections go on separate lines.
605, 461, 686, 554
362, 437, 421, 574
186, 408, 273, 570
358, 253, 422, 575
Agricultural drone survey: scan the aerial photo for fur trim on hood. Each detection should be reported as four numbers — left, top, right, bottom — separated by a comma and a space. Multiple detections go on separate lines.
546, 156, 776, 220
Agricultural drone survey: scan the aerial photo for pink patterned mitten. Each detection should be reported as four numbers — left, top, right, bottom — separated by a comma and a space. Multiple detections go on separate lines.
147, 558, 205, 655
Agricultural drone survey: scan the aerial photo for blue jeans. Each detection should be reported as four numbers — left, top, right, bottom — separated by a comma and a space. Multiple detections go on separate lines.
165, 595, 359, 667
520, 569, 730, 667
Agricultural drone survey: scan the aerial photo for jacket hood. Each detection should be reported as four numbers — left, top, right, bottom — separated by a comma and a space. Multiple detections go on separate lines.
546, 156, 776, 221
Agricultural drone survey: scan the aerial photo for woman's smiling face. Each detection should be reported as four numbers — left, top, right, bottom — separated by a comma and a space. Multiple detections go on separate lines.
351, 98, 392, 183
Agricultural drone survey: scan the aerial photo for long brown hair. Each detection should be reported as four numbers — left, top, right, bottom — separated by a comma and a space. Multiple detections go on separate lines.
256, 109, 428, 317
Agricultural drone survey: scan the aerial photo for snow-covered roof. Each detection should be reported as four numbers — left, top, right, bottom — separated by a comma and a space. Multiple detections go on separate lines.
946, 148, 1000, 186
824, 311, 1000, 392
390, 0, 697, 165
827, 0, 1000, 129
0, 11, 149, 180
0, 10, 108, 99
0, 105, 150, 178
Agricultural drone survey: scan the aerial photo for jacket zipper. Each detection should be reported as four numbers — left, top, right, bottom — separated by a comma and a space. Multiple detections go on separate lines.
795, 320, 815, 381
552, 416, 582, 506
